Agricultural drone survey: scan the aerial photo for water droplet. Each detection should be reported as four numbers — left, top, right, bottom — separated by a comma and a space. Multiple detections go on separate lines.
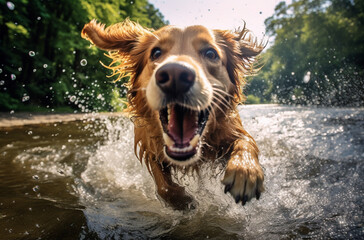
37, 16, 41, 20
62, 69, 66, 72
0, 80, 4, 85
18, 67, 22, 71
10, 110, 14, 114
43, 64, 48, 68
80, 59, 87, 66
22, 95, 30, 102
291, 72, 295, 75
49, 87, 53, 90
69, 95, 76, 102
0, 69, 2, 73
32, 185, 39, 192
29, 51, 35, 57
6, 1, 15, 10
11, 74, 16, 80
32, 175, 39, 180
27, 130, 33, 135
303, 71, 311, 83
33, 69, 37, 72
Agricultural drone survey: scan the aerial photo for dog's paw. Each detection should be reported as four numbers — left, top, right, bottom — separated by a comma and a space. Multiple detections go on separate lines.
222, 156, 264, 205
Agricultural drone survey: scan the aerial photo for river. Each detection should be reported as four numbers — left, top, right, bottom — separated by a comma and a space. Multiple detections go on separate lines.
0, 105, 363, 239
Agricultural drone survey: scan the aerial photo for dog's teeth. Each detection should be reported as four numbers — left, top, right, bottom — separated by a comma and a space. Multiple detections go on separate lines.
167, 106, 171, 122
163, 133, 174, 147
189, 134, 200, 147
170, 145, 193, 153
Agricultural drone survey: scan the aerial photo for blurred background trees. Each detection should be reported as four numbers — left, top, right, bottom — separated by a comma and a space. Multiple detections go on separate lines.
1, 0, 363, 112
0, 0, 166, 112
246, 0, 364, 106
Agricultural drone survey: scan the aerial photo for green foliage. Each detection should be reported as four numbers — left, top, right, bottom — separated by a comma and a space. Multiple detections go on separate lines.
245, 95, 261, 105
248, 0, 364, 106
0, 0, 167, 112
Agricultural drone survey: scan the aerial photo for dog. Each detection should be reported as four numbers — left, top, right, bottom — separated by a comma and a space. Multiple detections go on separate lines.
81, 19, 265, 210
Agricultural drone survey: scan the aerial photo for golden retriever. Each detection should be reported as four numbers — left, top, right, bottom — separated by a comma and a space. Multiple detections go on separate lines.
81, 19, 265, 210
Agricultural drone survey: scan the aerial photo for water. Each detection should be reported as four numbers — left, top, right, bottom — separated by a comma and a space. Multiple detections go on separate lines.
0, 105, 363, 239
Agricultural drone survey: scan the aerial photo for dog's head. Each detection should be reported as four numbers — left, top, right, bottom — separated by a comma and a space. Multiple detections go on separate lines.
82, 19, 264, 166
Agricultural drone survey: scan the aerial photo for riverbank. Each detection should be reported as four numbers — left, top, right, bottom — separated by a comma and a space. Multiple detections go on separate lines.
0, 112, 125, 129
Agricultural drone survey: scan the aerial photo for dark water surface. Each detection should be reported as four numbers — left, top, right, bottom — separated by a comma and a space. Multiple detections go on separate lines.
1, 105, 363, 239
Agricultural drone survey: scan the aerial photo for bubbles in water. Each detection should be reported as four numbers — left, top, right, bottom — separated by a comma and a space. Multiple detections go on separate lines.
6, 1, 15, 10
303, 71, 311, 83
69, 95, 77, 102
0, 80, 4, 86
37, 16, 41, 20
18, 67, 22, 71
32, 185, 39, 192
43, 64, 48, 68
11, 74, 16, 80
80, 59, 87, 66
29, 51, 35, 57
291, 72, 295, 76
22, 95, 30, 102
27, 131, 33, 135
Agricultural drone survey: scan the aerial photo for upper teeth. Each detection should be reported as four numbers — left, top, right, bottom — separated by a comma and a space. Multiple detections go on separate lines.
163, 133, 174, 147
189, 134, 200, 147
167, 105, 171, 122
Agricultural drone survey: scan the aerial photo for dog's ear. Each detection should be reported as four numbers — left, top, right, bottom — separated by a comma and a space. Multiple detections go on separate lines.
214, 28, 265, 102
81, 19, 152, 52
235, 28, 265, 59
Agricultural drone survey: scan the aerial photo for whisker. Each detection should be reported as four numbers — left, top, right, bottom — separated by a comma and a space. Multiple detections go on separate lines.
212, 94, 231, 112
211, 98, 226, 117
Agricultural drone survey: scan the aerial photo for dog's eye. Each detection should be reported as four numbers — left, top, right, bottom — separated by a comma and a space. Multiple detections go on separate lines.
203, 48, 219, 61
151, 47, 162, 60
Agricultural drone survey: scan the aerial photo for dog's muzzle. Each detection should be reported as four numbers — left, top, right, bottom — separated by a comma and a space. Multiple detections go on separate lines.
155, 62, 210, 163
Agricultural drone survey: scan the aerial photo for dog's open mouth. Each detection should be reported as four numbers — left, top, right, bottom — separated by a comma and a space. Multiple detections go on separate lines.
159, 104, 209, 161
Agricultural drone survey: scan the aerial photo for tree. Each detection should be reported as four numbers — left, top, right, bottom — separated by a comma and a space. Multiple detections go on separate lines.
248, 0, 364, 106
0, 0, 167, 112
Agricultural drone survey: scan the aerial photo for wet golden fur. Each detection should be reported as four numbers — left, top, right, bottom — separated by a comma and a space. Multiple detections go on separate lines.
82, 19, 265, 210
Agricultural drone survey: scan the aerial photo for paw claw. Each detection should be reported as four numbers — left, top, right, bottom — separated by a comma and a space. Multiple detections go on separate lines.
242, 195, 248, 205
235, 195, 241, 204
224, 184, 232, 194
256, 189, 261, 200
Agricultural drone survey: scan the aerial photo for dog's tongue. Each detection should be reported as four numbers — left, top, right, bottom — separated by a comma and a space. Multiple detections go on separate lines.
168, 105, 197, 145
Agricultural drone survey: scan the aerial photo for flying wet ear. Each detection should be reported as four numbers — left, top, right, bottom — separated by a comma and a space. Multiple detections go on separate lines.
81, 19, 152, 52
235, 27, 266, 58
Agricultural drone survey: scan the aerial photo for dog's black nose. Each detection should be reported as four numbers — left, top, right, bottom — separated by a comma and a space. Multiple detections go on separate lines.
155, 63, 195, 95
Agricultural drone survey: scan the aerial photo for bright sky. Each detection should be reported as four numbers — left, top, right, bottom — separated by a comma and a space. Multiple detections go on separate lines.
149, 0, 286, 38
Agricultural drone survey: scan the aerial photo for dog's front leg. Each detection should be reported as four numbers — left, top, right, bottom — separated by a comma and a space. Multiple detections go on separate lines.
222, 139, 264, 205
149, 160, 194, 210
